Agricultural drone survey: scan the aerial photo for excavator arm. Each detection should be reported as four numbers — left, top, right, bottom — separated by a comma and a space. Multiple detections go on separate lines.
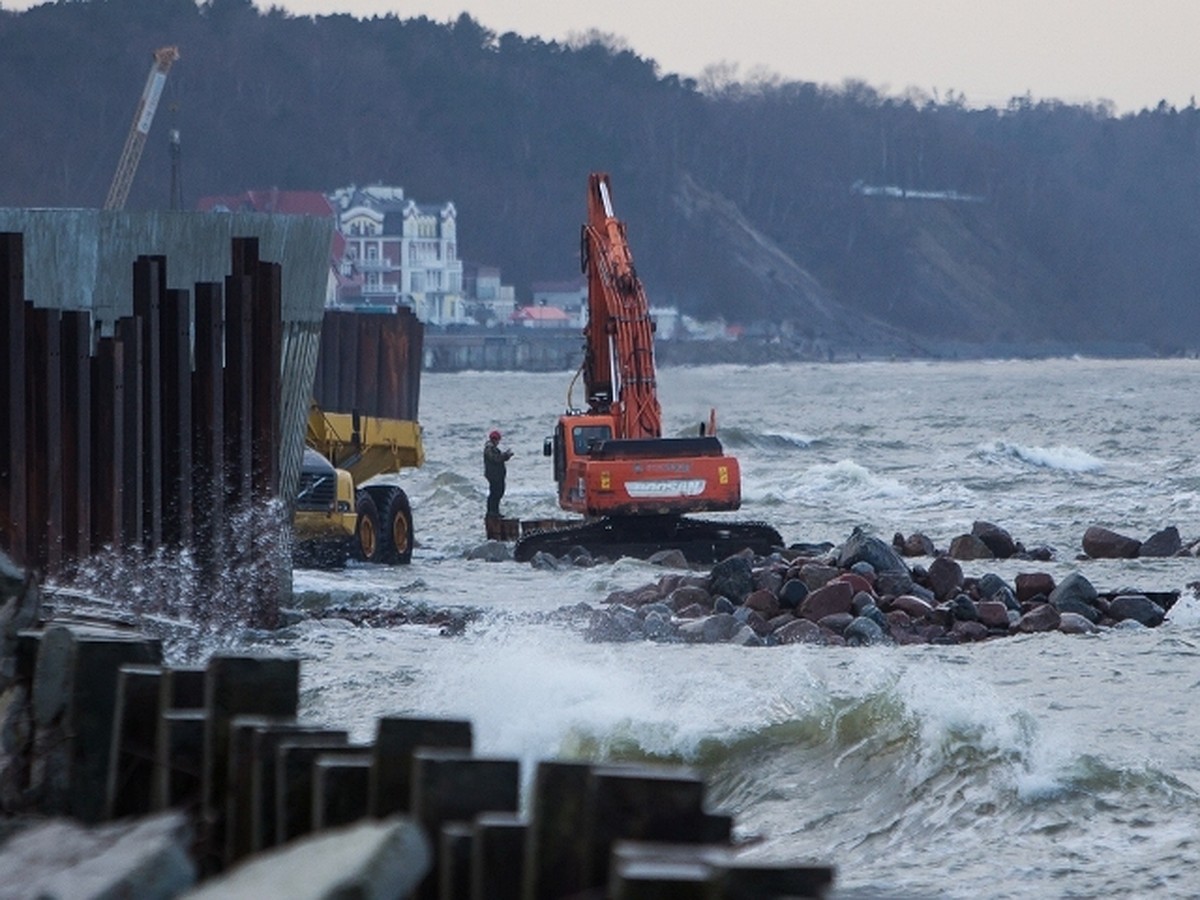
580, 173, 662, 439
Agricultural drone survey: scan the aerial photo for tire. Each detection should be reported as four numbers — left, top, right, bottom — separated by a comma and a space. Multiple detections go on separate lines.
354, 491, 382, 562
379, 487, 414, 565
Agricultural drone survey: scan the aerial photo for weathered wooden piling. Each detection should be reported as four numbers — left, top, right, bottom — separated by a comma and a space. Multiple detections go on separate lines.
30, 623, 162, 822
106, 663, 163, 819
275, 739, 358, 843
201, 654, 299, 871
369, 715, 474, 817
312, 751, 373, 830
522, 759, 594, 900
472, 812, 527, 900
410, 750, 521, 900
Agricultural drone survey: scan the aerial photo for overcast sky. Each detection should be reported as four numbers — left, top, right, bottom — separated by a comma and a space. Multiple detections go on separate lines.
7, 0, 1195, 112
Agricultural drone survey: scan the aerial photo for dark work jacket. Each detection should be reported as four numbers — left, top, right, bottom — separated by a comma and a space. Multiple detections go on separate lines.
484, 441, 509, 482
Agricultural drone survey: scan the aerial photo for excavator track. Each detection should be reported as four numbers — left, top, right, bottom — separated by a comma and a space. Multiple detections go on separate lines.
513, 515, 783, 564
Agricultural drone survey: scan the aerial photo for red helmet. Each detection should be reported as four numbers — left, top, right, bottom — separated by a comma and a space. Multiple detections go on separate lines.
489, 430, 502, 441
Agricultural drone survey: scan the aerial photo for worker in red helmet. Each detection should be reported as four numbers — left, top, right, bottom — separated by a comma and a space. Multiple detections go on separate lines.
483, 429, 513, 518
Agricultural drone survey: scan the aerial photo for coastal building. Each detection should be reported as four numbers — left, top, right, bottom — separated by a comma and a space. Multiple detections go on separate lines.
328, 184, 467, 326
463, 263, 517, 325
530, 279, 587, 329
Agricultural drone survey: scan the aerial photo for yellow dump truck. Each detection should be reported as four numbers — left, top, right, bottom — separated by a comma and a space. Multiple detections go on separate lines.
293, 309, 425, 567
294, 406, 424, 565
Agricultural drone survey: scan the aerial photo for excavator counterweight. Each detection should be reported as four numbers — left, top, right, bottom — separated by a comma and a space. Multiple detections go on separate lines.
515, 173, 780, 562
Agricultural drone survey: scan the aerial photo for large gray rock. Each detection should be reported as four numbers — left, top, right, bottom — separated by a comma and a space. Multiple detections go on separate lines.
467, 540, 514, 562
183, 816, 429, 900
1139, 526, 1181, 558
1048, 572, 1099, 609
837, 528, 908, 574
948, 534, 993, 561
972, 521, 1017, 559
0, 811, 195, 900
709, 556, 754, 603
1107, 595, 1166, 627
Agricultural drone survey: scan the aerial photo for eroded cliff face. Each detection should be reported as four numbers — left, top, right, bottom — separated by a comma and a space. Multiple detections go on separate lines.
662, 172, 1078, 355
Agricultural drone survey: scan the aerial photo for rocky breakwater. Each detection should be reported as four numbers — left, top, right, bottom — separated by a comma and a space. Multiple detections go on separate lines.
584, 527, 1180, 647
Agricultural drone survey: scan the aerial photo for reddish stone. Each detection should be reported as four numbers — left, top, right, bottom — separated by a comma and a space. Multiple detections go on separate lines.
667, 586, 711, 612
891, 594, 933, 619
675, 603, 707, 619
798, 581, 854, 622
1014, 572, 1055, 604
743, 589, 781, 619
925, 556, 963, 601
1082, 525, 1141, 559
948, 534, 994, 561
833, 573, 874, 596
976, 600, 1011, 629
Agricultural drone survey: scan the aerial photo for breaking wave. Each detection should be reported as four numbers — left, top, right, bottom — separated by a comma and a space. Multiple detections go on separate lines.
977, 440, 1105, 473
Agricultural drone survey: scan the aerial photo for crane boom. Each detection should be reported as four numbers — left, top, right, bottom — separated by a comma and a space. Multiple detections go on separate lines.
104, 46, 180, 211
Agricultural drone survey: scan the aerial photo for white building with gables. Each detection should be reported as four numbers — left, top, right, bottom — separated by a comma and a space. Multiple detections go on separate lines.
329, 184, 467, 326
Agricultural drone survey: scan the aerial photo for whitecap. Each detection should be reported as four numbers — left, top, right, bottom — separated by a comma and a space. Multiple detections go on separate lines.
980, 441, 1105, 473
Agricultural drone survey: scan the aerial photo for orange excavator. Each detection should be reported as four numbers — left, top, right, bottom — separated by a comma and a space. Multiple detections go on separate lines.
514, 173, 782, 562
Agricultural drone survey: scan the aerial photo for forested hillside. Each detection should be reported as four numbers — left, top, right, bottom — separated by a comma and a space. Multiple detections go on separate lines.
3, 0, 1199, 354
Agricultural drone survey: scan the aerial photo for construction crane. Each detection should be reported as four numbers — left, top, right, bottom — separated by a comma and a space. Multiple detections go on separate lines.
104, 45, 180, 211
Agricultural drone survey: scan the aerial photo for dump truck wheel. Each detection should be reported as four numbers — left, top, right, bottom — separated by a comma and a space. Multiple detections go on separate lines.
380, 488, 414, 565
354, 491, 382, 562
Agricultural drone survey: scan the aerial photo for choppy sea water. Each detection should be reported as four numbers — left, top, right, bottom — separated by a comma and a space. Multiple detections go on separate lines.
271, 358, 1200, 898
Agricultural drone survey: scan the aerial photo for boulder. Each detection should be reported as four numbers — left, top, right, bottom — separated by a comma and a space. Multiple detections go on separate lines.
837, 527, 908, 574
666, 586, 712, 612
949, 594, 979, 622
797, 563, 841, 591
1081, 525, 1140, 559
948, 534, 993, 561
875, 570, 915, 597
975, 573, 1011, 601
834, 573, 875, 597
1015, 572, 1056, 604
1139, 526, 1181, 558
924, 556, 963, 601
817, 612, 854, 635
972, 521, 1017, 559
1058, 612, 1099, 635
1051, 596, 1101, 623
844, 616, 887, 646
976, 601, 1011, 630
1048, 572, 1099, 609
799, 581, 854, 622
743, 589, 780, 619
734, 607, 772, 637
713, 596, 736, 615
778, 579, 809, 610
895, 532, 936, 557
1107, 595, 1166, 627
890, 595, 933, 619
753, 567, 785, 596
1017, 604, 1061, 633
709, 556, 755, 603
775, 618, 825, 645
